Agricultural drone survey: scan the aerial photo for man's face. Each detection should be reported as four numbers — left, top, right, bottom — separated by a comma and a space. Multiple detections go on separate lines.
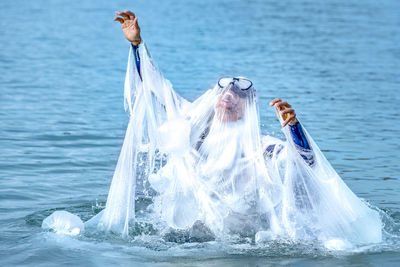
215, 89, 246, 122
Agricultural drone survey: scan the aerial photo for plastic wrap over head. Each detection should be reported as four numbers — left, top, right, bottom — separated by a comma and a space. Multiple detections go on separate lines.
215, 76, 257, 122
218, 77, 255, 99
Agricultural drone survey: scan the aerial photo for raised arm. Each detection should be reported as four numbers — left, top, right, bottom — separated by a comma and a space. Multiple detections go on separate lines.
266, 98, 314, 165
114, 11, 142, 80
114, 10, 189, 120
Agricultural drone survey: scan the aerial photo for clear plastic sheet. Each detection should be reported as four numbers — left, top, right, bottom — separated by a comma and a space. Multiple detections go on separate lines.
44, 43, 382, 248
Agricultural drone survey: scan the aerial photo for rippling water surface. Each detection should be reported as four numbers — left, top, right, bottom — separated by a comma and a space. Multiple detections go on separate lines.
1, 0, 399, 266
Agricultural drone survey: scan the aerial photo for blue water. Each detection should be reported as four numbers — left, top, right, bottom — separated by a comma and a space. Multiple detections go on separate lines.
1, 0, 399, 266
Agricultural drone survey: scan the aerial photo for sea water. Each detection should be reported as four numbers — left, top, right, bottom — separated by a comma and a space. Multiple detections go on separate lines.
0, 0, 399, 266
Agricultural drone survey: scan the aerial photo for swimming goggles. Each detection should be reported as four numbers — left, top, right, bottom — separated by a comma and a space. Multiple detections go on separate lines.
218, 77, 253, 98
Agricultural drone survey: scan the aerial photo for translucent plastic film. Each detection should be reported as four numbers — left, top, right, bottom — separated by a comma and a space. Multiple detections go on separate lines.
84, 43, 382, 246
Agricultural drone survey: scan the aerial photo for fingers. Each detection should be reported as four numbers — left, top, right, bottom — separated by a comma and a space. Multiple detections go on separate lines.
269, 98, 297, 127
125, 10, 136, 20
113, 17, 124, 24
269, 98, 281, 106
269, 98, 291, 109
116, 11, 130, 20
281, 108, 296, 126
133, 17, 139, 27
282, 113, 296, 127
275, 101, 291, 109
280, 108, 294, 115
116, 10, 136, 21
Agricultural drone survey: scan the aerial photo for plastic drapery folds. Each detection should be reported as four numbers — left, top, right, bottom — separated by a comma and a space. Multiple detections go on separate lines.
89, 43, 381, 246
42, 211, 84, 235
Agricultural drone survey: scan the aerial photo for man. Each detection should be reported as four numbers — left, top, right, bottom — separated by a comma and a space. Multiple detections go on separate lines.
98, 10, 381, 245
41, 11, 382, 247
113, 10, 312, 158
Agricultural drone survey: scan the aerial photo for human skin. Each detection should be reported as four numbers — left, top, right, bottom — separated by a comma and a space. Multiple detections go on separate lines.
215, 89, 247, 122
270, 98, 299, 127
114, 10, 298, 126
114, 10, 141, 45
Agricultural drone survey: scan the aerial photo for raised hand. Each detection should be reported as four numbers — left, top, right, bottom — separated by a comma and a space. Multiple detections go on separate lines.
269, 98, 299, 127
114, 10, 141, 45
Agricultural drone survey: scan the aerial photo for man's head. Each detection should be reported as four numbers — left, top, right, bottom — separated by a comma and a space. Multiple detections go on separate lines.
215, 77, 255, 122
